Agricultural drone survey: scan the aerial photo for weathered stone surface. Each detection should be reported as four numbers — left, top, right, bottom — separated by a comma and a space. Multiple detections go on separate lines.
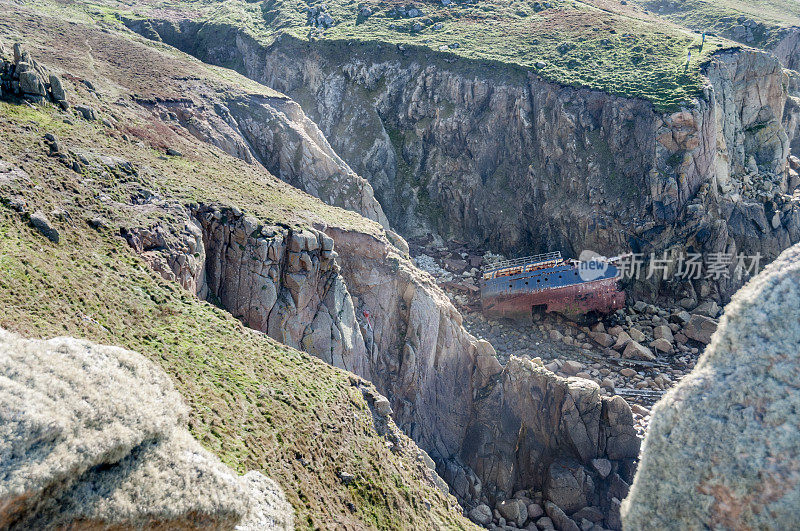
622, 340, 656, 361
628, 327, 646, 343
527, 502, 544, 519
29, 210, 59, 243
622, 243, 800, 529
122, 204, 207, 297
544, 501, 579, 531
682, 313, 719, 344
0, 329, 293, 529
221, 93, 389, 228
191, 205, 369, 378
649, 337, 673, 354
590, 458, 611, 479
544, 460, 592, 514
603, 396, 640, 460
612, 331, 631, 350
497, 498, 524, 526
590, 331, 615, 347
236, 471, 295, 530
75, 104, 97, 121
652, 324, 673, 342
468, 503, 492, 526
48, 73, 65, 101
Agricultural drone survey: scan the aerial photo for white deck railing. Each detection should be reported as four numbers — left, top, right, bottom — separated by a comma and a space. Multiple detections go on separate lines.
483, 251, 562, 273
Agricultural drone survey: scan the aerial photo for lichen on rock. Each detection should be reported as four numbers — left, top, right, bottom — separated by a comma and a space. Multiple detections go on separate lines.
0, 329, 294, 530
621, 242, 800, 529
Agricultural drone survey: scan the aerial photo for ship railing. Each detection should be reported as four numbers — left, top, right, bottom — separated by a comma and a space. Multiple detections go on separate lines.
483, 252, 562, 274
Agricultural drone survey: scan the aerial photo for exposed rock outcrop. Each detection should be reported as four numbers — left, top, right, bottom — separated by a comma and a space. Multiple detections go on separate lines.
327, 227, 639, 526
0, 42, 68, 107
193, 205, 369, 376
131, 80, 389, 228
0, 329, 294, 530
120, 202, 637, 527
127, 23, 800, 304
621, 242, 800, 529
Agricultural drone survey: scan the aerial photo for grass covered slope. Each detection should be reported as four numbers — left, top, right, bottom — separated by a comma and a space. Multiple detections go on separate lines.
0, 6, 472, 528
0, 209, 465, 529
632, 0, 800, 49
109, 0, 734, 110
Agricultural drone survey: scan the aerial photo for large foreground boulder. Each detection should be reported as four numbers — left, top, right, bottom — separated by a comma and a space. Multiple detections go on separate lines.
0, 329, 293, 529
621, 243, 800, 529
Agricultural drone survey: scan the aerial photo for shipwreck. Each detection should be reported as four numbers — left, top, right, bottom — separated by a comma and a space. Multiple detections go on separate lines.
480, 251, 625, 319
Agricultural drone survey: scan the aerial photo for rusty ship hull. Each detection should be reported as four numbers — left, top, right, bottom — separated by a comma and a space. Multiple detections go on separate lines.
480, 253, 625, 319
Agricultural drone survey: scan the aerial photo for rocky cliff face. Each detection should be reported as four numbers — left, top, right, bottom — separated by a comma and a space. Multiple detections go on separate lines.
132, 89, 389, 229
131, 23, 800, 304
124, 201, 638, 527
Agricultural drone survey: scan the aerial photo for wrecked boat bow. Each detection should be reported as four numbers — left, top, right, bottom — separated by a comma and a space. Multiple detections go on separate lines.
480, 252, 625, 319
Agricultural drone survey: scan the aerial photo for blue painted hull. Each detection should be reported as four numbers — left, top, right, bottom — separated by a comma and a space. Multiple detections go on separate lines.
480, 261, 624, 318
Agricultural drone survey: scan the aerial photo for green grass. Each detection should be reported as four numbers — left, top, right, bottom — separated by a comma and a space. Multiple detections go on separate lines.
0, 97, 470, 529
0, 8, 469, 523
0, 211, 468, 529
104, 0, 736, 111
632, 0, 800, 49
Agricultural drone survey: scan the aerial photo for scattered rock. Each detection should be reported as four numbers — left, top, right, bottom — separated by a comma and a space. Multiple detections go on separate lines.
590, 458, 612, 478
612, 330, 631, 350
497, 499, 525, 527
622, 340, 656, 361
649, 337, 673, 354
628, 327, 646, 342
75, 104, 97, 121
771, 211, 781, 229
544, 460, 591, 514
669, 310, 691, 325
682, 314, 718, 344
373, 395, 393, 417
560, 359, 583, 375
544, 501, 579, 531
693, 300, 719, 318
652, 324, 673, 342
572, 506, 604, 523
468, 503, 493, 526
88, 216, 110, 230
29, 210, 59, 243
527, 503, 544, 519
590, 331, 615, 347
338, 471, 356, 485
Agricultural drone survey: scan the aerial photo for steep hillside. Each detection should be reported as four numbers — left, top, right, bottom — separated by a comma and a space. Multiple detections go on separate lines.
631, 0, 800, 68
0, 10, 470, 529
129, 15, 800, 306
0, 4, 642, 529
